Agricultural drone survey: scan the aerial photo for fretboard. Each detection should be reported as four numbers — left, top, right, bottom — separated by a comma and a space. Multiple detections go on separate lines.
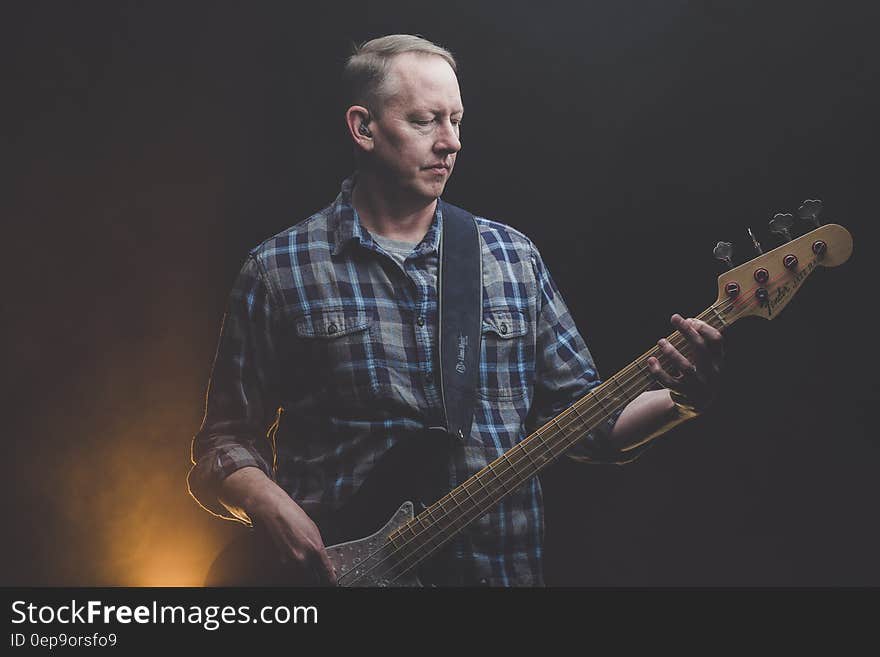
382, 303, 728, 582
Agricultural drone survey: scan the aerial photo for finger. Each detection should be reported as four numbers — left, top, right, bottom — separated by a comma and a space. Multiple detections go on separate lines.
305, 525, 337, 585
315, 548, 338, 586
646, 354, 686, 390
672, 315, 707, 359
646, 356, 671, 387
673, 315, 718, 376
674, 315, 705, 348
675, 314, 723, 357
692, 318, 725, 362
657, 338, 698, 382
291, 525, 333, 586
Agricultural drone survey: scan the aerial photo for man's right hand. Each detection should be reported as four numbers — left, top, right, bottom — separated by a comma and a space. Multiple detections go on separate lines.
219, 467, 338, 586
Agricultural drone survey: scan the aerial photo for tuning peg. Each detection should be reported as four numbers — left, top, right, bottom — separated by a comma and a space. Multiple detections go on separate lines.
747, 227, 763, 255
798, 199, 823, 228
768, 212, 794, 242
713, 241, 734, 269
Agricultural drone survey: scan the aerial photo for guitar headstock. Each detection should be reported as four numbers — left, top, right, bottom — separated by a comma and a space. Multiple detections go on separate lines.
714, 223, 852, 325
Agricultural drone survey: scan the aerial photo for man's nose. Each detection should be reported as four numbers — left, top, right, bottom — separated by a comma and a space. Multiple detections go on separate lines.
435, 120, 461, 153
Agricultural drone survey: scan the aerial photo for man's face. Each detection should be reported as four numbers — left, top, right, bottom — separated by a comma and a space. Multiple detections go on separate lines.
367, 52, 463, 203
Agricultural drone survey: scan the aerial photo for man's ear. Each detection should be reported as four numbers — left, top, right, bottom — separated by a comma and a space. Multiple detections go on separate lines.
346, 106, 373, 151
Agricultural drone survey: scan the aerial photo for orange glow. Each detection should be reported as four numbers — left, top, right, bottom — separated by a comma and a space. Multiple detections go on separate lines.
125, 539, 212, 587
102, 506, 218, 586
56, 421, 223, 586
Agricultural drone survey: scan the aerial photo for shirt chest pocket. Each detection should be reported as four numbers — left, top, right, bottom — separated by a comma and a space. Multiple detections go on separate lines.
293, 309, 379, 405
479, 307, 533, 401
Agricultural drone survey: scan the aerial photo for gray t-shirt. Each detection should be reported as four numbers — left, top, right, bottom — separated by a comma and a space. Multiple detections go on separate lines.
372, 233, 418, 268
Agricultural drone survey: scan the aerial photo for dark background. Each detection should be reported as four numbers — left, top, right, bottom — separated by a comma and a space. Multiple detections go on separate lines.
4, 0, 878, 586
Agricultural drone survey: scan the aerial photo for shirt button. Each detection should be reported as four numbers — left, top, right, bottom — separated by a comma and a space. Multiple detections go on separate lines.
425, 372, 433, 384
499, 323, 508, 334
417, 316, 425, 327
326, 323, 338, 335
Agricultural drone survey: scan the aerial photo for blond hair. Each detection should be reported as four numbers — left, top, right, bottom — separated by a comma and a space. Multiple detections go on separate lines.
343, 34, 457, 114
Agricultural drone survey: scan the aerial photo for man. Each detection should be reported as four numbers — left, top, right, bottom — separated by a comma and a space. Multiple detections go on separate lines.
189, 35, 724, 586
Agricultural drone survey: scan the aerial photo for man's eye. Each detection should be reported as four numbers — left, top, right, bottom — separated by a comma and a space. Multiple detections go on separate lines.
413, 120, 432, 126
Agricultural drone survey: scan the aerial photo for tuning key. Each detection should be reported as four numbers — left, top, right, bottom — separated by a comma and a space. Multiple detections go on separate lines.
798, 199, 823, 228
713, 241, 734, 269
747, 228, 763, 255
769, 212, 794, 242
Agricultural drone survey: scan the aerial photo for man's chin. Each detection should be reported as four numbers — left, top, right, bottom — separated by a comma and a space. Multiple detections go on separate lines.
388, 174, 450, 204
420, 178, 450, 199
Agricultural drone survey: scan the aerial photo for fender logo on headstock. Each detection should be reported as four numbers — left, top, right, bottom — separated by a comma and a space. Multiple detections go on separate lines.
766, 259, 817, 317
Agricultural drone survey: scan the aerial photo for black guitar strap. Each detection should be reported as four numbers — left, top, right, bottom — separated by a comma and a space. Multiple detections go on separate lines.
417, 200, 483, 585
433, 200, 482, 443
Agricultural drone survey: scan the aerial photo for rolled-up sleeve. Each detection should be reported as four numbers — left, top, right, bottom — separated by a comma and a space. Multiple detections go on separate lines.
525, 242, 650, 465
187, 254, 281, 521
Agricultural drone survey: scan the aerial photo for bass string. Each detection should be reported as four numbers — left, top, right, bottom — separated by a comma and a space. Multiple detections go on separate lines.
383, 329, 710, 584
343, 294, 741, 586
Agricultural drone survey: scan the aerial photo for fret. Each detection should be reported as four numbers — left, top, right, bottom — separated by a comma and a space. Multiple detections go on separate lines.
532, 422, 553, 463
533, 428, 552, 455
435, 494, 449, 516
459, 480, 480, 509
403, 522, 419, 539
486, 463, 513, 494
520, 442, 541, 471
388, 525, 413, 548
498, 447, 528, 498
424, 502, 442, 526
546, 418, 568, 458
531, 438, 551, 468
633, 359, 654, 389
499, 450, 521, 477
508, 449, 535, 486
567, 402, 594, 432
447, 488, 469, 517
411, 516, 435, 552
560, 407, 581, 440
401, 529, 427, 560
558, 407, 579, 432
473, 470, 494, 503
591, 388, 612, 415
667, 333, 687, 351
709, 305, 728, 328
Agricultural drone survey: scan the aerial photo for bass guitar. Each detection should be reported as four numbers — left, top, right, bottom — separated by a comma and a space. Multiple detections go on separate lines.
207, 205, 852, 586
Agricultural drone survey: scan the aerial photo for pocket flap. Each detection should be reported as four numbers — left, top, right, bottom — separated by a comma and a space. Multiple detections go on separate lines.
295, 309, 371, 338
482, 308, 528, 338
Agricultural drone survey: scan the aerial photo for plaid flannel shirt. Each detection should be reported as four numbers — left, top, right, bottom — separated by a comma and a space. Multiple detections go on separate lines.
189, 176, 644, 586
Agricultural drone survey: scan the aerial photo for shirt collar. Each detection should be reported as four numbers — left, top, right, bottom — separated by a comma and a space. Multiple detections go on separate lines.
330, 175, 443, 258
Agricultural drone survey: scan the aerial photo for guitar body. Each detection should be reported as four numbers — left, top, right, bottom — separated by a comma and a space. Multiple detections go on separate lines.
206, 502, 423, 587
325, 502, 422, 587
206, 431, 454, 587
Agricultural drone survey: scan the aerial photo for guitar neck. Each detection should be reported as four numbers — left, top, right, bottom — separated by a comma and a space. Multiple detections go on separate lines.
330, 222, 852, 586
384, 303, 729, 576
